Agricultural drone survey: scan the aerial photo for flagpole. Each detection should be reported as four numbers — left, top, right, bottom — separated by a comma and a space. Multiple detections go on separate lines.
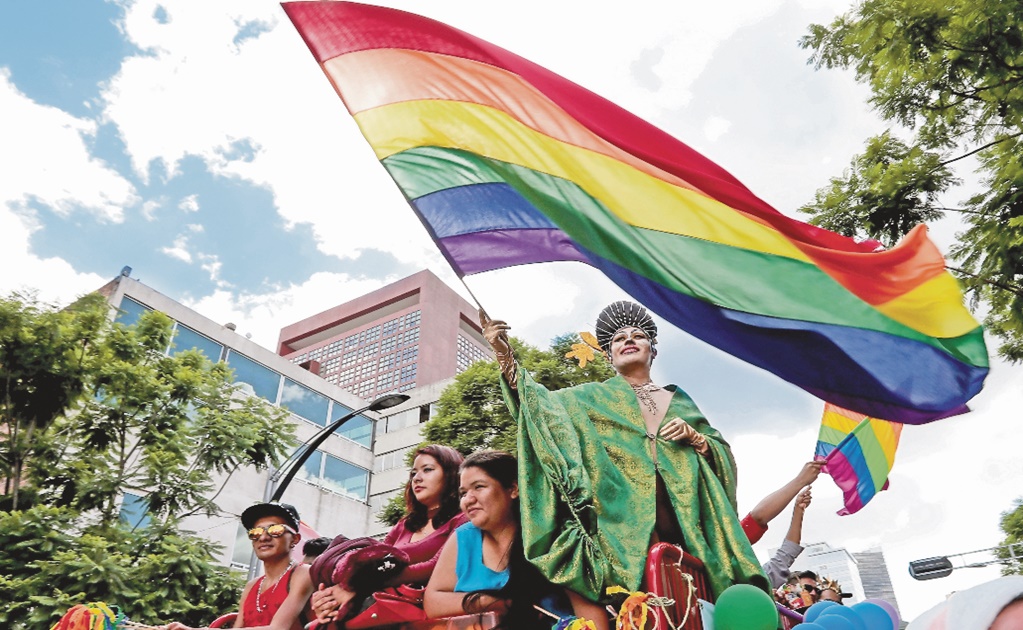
457, 275, 486, 314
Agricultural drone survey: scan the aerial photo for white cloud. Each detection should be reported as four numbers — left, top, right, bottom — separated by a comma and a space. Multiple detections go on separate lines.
141, 198, 162, 220
182, 271, 408, 347
161, 235, 192, 263
178, 194, 200, 212
0, 207, 108, 304
703, 116, 732, 142
0, 69, 137, 303
198, 252, 228, 288
0, 69, 136, 223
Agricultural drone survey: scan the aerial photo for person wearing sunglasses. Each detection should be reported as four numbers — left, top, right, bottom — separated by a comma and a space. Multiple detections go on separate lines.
161, 502, 313, 630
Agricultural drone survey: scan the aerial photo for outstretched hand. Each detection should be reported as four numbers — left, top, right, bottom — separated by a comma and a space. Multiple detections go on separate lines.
479, 309, 512, 356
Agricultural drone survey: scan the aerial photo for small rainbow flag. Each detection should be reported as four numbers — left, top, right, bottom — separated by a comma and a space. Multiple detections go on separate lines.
283, 1, 988, 423
816, 403, 903, 515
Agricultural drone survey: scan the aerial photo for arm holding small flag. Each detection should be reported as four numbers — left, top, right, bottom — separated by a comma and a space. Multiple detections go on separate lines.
742, 460, 823, 543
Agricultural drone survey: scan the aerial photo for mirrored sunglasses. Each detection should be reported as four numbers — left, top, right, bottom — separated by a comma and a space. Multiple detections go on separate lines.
247, 523, 296, 540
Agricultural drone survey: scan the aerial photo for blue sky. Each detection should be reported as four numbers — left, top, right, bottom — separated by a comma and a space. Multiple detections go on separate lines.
0, 1, 409, 302
2, 0, 1021, 619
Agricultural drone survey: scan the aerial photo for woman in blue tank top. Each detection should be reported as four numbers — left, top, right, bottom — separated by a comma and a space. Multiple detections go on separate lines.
425, 451, 560, 629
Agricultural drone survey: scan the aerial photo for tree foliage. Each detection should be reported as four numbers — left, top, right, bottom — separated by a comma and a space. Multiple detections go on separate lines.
0, 292, 295, 628
0, 292, 108, 510
799, 0, 1023, 359
422, 333, 615, 457
377, 333, 615, 527
997, 497, 1023, 576
798, 132, 956, 246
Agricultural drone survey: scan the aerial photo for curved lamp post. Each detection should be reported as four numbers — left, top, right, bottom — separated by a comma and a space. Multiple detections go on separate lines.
269, 392, 410, 502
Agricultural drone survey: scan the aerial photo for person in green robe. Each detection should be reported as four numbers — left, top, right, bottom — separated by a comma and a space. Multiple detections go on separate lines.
482, 301, 766, 626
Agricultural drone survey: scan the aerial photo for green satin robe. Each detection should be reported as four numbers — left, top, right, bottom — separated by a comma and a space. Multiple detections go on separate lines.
503, 369, 765, 601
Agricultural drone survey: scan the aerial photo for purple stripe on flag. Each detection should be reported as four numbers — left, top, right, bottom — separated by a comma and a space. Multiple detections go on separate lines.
438, 229, 588, 274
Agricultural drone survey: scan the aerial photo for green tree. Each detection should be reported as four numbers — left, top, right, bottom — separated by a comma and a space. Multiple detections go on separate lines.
0, 293, 295, 628
378, 333, 614, 526
0, 292, 108, 510
422, 333, 615, 456
32, 309, 294, 527
997, 497, 1023, 576
799, 0, 1023, 359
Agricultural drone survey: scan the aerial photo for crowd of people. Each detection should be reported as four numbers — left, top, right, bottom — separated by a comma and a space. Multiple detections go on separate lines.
154, 301, 866, 630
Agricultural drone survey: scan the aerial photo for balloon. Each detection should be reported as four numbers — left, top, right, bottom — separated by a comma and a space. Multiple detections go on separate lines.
818, 606, 867, 630
792, 624, 828, 629
712, 584, 778, 630
814, 615, 856, 630
851, 601, 897, 630
862, 598, 900, 630
804, 601, 839, 622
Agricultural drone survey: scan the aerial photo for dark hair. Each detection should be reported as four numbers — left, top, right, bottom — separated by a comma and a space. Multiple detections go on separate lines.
302, 536, 331, 559
460, 451, 550, 630
798, 570, 819, 580
460, 450, 518, 490
403, 444, 464, 532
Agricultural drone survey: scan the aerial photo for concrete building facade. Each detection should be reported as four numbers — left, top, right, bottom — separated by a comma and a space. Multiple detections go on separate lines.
787, 541, 901, 611
853, 550, 902, 616
100, 270, 493, 569
102, 276, 381, 571
274, 270, 493, 535
276, 270, 491, 401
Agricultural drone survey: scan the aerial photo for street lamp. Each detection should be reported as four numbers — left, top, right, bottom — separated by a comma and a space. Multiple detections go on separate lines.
909, 542, 1023, 581
908, 556, 954, 581
268, 392, 410, 502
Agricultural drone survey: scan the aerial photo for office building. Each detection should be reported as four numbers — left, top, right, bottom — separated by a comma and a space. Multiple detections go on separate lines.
99, 275, 381, 571
853, 550, 902, 617
98, 269, 494, 568
276, 269, 491, 401
789, 542, 867, 603
787, 542, 901, 611
275, 270, 493, 534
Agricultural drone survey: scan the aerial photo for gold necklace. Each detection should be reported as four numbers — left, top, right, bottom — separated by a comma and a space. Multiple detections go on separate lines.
630, 380, 660, 414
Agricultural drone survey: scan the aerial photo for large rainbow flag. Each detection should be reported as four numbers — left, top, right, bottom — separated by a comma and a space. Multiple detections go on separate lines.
283, 1, 988, 423
816, 403, 903, 515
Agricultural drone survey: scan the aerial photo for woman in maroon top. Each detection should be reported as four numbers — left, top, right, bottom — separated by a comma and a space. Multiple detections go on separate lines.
311, 444, 467, 624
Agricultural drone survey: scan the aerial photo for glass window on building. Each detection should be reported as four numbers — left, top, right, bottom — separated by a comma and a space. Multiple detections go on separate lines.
322, 455, 369, 501
297, 449, 324, 484
335, 412, 372, 448
226, 351, 281, 403
374, 446, 412, 472
383, 407, 419, 433
115, 296, 152, 327
119, 492, 151, 529
231, 523, 253, 570
280, 378, 330, 425
170, 323, 224, 361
